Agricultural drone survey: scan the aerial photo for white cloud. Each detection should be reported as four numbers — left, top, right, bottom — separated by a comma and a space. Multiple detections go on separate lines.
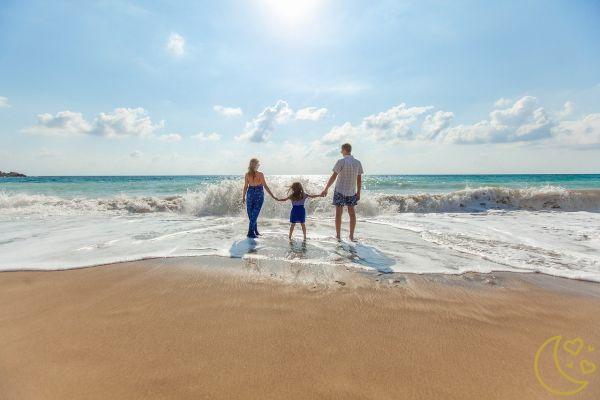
213, 105, 243, 117
556, 101, 575, 118
314, 102, 435, 147
421, 111, 454, 140
157, 133, 182, 142
363, 103, 433, 142
555, 113, 600, 146
314, 97, 592, 147
23, 110, 92, 136
314, 98, 591, 148
236, 100, 294, 142
494, 98, 512, 108
92, 108, 164, 138
444, 96, 553, 144
321, 122, 356, 145
296, 107, 328, 121
166, 32, 185, 57
235, 100, 328, 143
0, 96, 10, 108
130, 150, 143, 158
191, 131, 221, 141
24, 108, 164, 138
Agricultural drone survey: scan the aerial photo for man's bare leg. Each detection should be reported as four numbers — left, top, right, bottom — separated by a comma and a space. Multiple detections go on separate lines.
335, 206, 343, 239
348, 206, 356, 241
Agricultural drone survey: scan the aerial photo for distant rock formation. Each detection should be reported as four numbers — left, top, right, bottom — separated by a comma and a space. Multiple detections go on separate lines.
0, 171, 26, 177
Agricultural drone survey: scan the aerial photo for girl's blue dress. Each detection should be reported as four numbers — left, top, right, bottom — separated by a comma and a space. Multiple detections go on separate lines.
290, 195, 307, 223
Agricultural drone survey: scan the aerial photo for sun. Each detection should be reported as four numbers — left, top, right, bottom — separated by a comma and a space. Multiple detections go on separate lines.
260, 0, 321, 28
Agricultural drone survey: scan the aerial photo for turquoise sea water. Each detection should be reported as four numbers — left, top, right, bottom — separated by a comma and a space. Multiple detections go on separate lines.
1, 174, 599, 281
2, 174, 600, 198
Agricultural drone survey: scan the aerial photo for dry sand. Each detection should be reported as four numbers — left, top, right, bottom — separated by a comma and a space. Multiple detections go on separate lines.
1, 257, 599, 399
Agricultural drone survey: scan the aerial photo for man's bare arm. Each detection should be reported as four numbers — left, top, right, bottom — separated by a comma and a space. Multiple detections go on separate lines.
356, 174, 362, 200
321, 172, 338, 196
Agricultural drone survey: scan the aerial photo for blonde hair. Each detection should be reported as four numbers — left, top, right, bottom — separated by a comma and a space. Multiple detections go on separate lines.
288, 182, 305, 202
248, 158, 259, 177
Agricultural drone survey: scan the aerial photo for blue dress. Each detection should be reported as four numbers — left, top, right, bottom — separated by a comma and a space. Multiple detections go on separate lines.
246, 185, 264, 237
290, 195, 307, 224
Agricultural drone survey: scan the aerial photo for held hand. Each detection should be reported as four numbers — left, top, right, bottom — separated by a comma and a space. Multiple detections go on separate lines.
321, 190, 328, 197
242, 197, 246, 204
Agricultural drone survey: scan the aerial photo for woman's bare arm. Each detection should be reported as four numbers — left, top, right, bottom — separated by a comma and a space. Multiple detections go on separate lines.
242, 174, 249, 203
261, 173, 277, 199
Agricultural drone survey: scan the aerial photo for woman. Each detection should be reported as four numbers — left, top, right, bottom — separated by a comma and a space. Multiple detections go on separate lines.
242, 158, 277, 238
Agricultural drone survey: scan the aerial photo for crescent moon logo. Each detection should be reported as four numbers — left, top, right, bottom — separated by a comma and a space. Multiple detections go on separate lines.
534, 335, 597, 396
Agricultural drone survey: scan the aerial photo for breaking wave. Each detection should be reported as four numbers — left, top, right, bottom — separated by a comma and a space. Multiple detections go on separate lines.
1, 181, 599, 217
375, 186, 600, 213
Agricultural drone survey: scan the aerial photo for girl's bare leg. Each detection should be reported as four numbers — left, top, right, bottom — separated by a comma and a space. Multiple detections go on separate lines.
289, 223, 295, 240
300, 223, 307, 241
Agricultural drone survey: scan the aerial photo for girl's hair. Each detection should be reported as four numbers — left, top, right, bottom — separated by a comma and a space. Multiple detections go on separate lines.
288, 182, 305, 202
247, 158, 259, 177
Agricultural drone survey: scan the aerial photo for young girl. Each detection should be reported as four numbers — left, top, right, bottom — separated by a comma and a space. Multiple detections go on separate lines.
277, 182, 322, 241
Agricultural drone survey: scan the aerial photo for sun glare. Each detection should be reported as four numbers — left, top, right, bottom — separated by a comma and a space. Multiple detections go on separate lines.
261, 0, 321, 28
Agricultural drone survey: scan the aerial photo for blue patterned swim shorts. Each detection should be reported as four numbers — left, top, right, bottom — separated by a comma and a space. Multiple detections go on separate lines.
333, 191, 358, 207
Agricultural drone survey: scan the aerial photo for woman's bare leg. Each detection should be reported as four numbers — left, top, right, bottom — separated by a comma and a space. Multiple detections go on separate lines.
300, 223, 307, 241
289, 223, 295, 240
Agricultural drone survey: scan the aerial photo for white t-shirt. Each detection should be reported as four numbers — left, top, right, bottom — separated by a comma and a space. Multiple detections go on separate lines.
333, 155, 364, 196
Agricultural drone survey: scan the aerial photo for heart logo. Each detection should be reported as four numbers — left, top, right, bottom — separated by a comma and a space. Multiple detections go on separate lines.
563, 338, 584, 356
580, 360, 597, 375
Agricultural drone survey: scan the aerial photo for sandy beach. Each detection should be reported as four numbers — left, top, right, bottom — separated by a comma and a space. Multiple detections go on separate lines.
1, 257, 599, 399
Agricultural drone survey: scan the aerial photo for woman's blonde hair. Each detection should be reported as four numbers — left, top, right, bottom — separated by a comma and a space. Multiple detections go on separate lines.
248, 158, 259, 177
288, 182, 305, 202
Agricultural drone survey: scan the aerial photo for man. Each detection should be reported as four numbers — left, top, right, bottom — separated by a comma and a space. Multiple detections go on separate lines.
321, 143, 363, 241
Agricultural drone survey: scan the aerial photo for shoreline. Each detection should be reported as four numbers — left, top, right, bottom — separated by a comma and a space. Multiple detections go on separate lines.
3, 254, 600, 288
1, 257, 599, 399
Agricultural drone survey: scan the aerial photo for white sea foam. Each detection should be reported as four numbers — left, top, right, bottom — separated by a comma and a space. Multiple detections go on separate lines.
2, 182, 599, 216
1, 180, 599, 282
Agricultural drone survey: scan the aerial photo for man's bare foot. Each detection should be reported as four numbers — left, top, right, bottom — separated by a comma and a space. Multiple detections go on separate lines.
349, 236, 357, 242
335, 236, 341, 241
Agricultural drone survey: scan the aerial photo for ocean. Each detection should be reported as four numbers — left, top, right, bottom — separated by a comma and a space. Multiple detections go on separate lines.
1, 174, 599, 281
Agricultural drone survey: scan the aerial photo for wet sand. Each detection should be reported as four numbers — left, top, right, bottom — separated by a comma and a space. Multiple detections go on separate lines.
1, 257, 599, 399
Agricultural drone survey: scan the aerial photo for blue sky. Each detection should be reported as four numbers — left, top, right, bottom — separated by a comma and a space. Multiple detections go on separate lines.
1, 0, 599, 175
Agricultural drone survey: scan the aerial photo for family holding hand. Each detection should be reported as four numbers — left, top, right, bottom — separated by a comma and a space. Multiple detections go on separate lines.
242, 143, 364, 242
